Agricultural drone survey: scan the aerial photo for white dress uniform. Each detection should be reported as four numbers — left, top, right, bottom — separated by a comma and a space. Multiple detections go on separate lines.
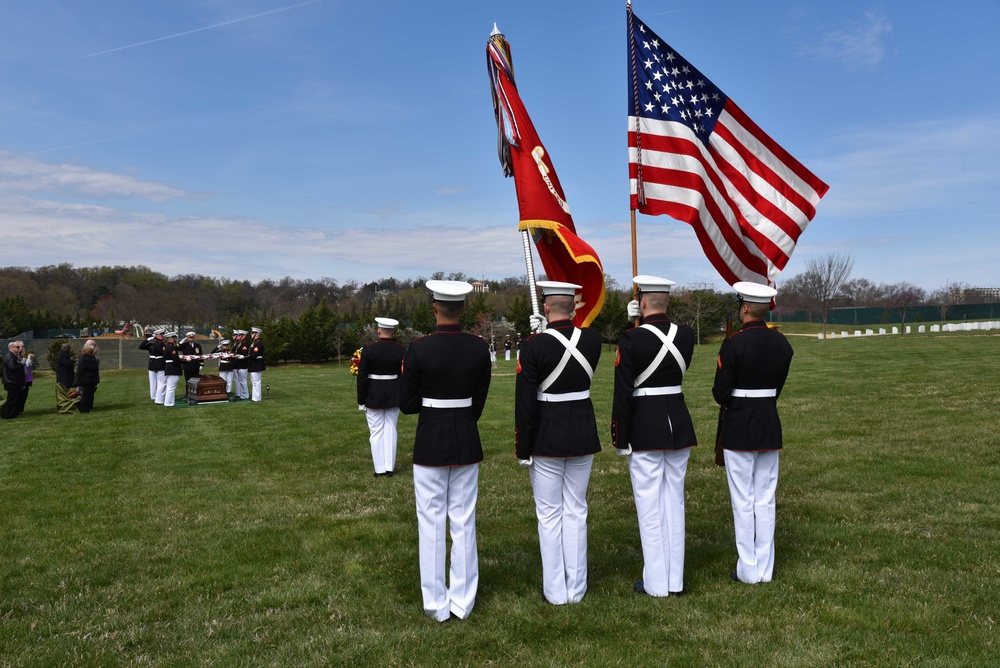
515, 281, 602, 605
713, 282, 794, 584
399, 281, 492, 622
611, 276, 698, 597
358, 317, 406, 476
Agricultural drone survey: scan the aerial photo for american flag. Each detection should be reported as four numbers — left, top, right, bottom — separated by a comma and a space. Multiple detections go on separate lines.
627, 9, 829, 286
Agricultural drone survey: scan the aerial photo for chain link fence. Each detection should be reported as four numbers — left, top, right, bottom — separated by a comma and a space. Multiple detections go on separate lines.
1, 337, 224, 372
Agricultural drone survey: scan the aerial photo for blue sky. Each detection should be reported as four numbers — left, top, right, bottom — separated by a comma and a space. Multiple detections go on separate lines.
1, 0, 998, 292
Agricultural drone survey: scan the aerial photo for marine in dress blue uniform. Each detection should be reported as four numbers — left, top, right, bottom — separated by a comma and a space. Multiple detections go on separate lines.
231, 330, 250, 400
149, 330, 167, 405
248, 327, 266, 402
138, 328, 159, 401
515, 281, 602, 605
357, 317, 406, 476
162, 332, 183, 407
211, 339, 234, 393
713, 282, 794, 584
611, 276, 697, 597
179, 332, 203, 384
399, 281, 491, 622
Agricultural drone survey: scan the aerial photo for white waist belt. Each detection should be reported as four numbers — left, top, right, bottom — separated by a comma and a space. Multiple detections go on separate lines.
422, 397, 473, 408
368, 374, 398, 380
732, 388, 777, 398
149, 356, 163, 359
632, 385, 682, 397
537, 390, 590, 402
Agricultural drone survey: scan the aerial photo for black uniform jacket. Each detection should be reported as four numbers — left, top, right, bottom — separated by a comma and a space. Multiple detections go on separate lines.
712, 319, 794, 452
399, 324, 491, 467
515, 319, 602, 460
248, 340, 266, 373
139, 337, 157, 371
164, 342, 183, 377
212, 346, 232, 371
148, 340, 166, 372
179, 340, 203, 375
74, 354, 100, 387
231, 340, 250, 370
357, 337, 406, 409
611, 313, 698, 451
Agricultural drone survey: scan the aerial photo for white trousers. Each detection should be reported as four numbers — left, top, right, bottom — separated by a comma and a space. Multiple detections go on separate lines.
366, 408, 400, 474
505, 350, 511, 361
724, 449, 779, 584
236, 369, 249, 399
147, 370, 158, 401
219, 370, 233, 393
413, 464, 479, 622
529, 455, 593, 605
628, 449, 690, 596
154, 370, 167, 404
163, 375, 181, 407
250, 371, 263, 401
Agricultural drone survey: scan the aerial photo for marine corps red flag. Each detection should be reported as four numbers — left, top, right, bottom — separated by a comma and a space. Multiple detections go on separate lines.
487, 27, 605, 327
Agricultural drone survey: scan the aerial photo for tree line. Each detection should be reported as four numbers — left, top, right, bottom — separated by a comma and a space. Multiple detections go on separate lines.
2, 260, 989, 362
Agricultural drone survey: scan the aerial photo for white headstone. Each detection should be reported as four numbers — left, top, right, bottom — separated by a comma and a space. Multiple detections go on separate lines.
854, 330, 862, 337
906, 326, 911, 334
842, 331, 849, 338
930, 325, 940, 332
918, 325, 926, 333
892, 327, 899, 335
866, 329, 874, 336
879, 328, 886, 335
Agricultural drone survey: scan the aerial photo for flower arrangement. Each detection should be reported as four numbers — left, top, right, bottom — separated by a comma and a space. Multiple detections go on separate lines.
349, 348, 362, 376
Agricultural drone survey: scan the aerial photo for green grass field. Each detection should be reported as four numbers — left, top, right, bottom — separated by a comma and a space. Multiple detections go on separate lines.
2, 332, 998, 666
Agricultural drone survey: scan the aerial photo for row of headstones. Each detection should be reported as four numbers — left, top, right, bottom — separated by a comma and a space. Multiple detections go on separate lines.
819, 321, 1000, 339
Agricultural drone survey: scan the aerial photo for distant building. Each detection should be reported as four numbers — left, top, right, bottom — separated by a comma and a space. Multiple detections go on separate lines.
964, 287, 1000, 303
472, 281, 490, 293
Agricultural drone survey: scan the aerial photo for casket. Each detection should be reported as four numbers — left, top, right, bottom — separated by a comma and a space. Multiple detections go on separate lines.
185, 374, 228, 404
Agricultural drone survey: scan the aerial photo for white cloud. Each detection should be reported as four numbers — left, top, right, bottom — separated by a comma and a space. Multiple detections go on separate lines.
813, 118, 1000, 218
0, 151, 190, 201
801, 11, 892, 69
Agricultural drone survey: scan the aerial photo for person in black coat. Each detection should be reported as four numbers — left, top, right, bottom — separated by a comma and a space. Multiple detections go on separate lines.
74, 342, 100, 414
55, 343, 81, 414
515, 281, 602, 605
611, 276, 697, 598
713, 282, 794, 585
357, 317, 406, 476
2, 341, 27, 419
248, 327, 266, 402
399, 280, 491, 623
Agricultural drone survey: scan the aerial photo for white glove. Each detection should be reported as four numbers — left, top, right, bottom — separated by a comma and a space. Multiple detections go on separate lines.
626, 300, 640, 320
616, 444, 633, 456
358, 404, 366, 411
529, 314, 546, 333
518, 456, 534, 467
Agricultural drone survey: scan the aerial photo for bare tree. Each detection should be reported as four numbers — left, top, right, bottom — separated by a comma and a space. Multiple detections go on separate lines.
884, 282, 927, 330
781, 253, 854, 336
929, 281, 968, 324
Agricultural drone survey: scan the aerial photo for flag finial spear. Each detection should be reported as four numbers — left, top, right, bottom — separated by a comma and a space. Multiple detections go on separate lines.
491, 23, 501, 37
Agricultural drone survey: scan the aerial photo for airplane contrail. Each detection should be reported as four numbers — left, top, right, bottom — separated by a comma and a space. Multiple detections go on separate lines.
84, 0, 324, 58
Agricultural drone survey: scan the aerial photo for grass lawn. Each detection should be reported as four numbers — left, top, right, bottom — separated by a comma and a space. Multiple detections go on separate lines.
2, 332, 999, 666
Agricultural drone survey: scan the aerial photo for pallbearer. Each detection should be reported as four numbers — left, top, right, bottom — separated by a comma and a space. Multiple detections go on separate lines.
515, 280, 602, 605
162, 332, 183, 407
150, 329, 167, 405
357, 317, 406, 477
180, 332, 203, 384
231, 330, 250, 400
611, 275, 697, 597
212, 339, 234, 393
713, 282, 793, 584
248, 327, 265, 402
138, 328, 160, 401
399, 280, 491, 622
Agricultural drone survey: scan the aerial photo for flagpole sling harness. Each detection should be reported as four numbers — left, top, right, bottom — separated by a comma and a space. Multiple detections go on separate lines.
536, 328, 593, 402
632, 323, 686, 396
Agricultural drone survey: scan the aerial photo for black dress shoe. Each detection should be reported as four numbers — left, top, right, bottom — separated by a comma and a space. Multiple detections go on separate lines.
670, 590, 686, 597
385, 470, 394, 477
633, 581, 647, 595
730, 572, 740, 582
